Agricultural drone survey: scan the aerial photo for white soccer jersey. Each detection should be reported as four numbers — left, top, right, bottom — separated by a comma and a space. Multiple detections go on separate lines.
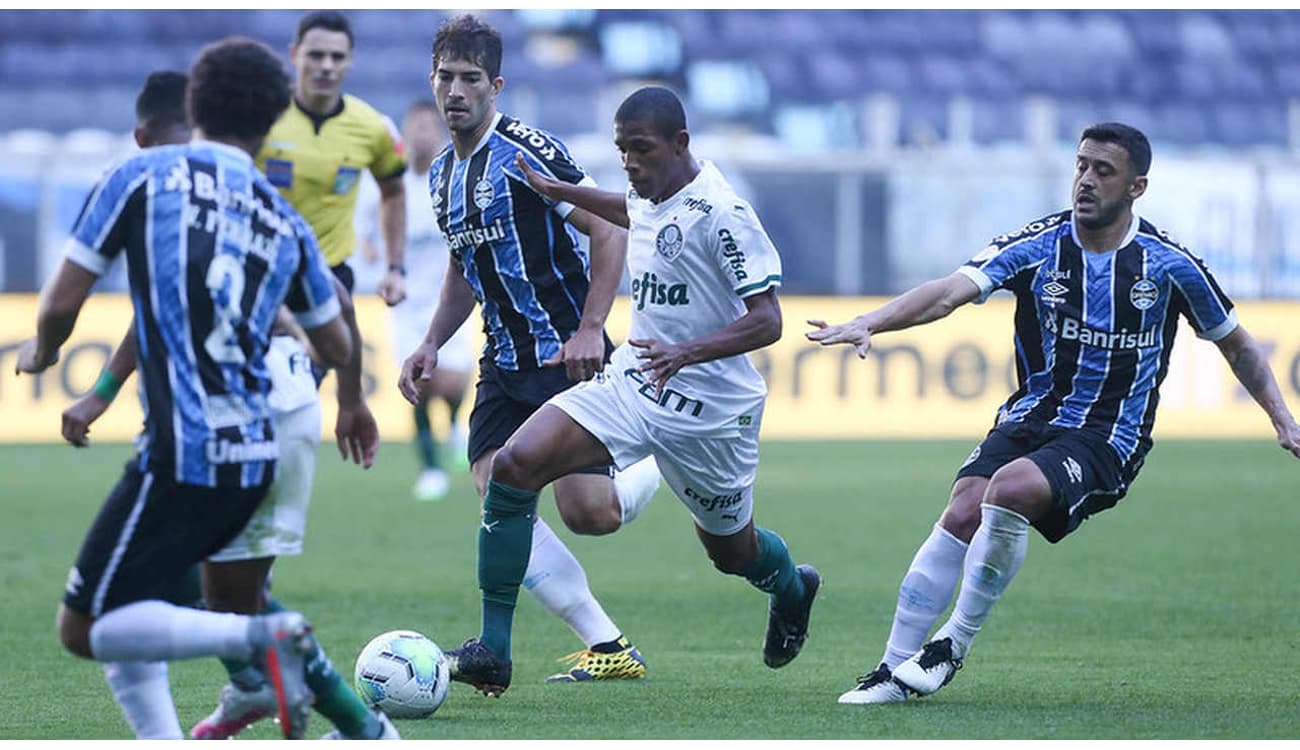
265, 335, 318, 415
613, 160, 782, 436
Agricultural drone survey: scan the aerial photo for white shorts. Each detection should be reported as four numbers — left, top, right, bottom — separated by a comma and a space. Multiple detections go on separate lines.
390, 298, 476, 375
548, 372, 760, 536
207, 402, 321, 563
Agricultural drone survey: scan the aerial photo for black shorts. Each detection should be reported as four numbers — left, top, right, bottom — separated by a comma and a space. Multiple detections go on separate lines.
467, 357, 613, 478
63, 461, 269, 617
955, 419, 1144, 543
330, 262, 355, 294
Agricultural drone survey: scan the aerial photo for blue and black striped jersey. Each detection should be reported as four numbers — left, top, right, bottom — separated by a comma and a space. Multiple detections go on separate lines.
64, 141, 340, 488
959, 210, 1237, 464
428, 112, 596, 371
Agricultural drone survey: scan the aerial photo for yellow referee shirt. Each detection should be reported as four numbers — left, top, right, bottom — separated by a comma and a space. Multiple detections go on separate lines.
257, 94, 406, 267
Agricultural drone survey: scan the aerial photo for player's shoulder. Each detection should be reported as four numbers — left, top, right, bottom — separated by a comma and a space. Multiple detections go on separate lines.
1134, 215, 1199, 260
988, 209, 1071, 251
341, 94, 387, 126
493, 113, 575, 164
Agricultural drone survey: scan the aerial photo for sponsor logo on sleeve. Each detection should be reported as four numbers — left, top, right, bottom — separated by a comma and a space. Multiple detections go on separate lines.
718, 228, 747, 282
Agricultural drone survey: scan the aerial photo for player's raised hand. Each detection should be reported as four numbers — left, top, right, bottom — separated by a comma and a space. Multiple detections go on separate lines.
514, 153, 563, 200
544, 326, 604, 382
629, 337, 689, 398
61, 393, 111, 447
398, 343, 439, 405
336, 400, 380, 469
805, 317, 874, 359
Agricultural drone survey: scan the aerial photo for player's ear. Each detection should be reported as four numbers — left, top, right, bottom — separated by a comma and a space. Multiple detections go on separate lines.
133, 127, 148, 149
1129, 175, 1148, 201
675, 129, 689, 154
491, 75, 505, 98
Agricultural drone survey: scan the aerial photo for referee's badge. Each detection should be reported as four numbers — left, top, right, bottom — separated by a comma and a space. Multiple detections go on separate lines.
474, 178, 494, 209
656, 224, 684, 261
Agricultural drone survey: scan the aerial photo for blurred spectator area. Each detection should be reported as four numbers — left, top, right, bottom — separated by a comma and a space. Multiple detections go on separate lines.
2, 9, 1300, 151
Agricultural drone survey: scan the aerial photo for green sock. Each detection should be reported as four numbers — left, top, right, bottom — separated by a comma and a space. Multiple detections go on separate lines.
221, 596, 377, 738
741, 528, 806, 616
478, 480, 539, 661
414, 405, 439, 470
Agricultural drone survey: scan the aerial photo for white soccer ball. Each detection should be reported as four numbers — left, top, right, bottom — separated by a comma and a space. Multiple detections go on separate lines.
353, 629, 451, 719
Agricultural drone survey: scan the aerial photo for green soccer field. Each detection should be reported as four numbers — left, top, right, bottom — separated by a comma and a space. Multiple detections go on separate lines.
2, 439, 1297, 739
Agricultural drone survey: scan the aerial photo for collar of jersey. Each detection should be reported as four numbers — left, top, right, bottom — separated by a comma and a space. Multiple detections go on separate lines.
644, 159, 713, 212
455, 111, 503, 163
295, 95, 346, 134
1070, 211, 1139, 255
192, 139, 254, 163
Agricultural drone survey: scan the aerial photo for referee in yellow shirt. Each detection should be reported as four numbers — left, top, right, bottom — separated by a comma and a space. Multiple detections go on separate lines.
258, 10, 409, 305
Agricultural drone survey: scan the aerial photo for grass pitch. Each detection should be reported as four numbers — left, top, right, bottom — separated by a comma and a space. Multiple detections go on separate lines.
1, 439, 1297, 739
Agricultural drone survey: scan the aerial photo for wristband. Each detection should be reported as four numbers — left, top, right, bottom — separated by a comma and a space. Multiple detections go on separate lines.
92, 370, 123, 402
387, 263, 407, 277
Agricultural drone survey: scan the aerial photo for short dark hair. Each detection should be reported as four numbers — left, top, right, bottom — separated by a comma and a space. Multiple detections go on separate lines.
135, 70, 188, 130
615, 86, 688, 139
295, 10, 353, 48
433, 14, 503, 80
187, 37, 291, 141
1080, 122, 1152, 176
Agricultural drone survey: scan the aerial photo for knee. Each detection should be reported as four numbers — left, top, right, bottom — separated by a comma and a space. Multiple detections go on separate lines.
57, 605, 94, 659
939, 489, 984, 543
489, 443, 542, 491
983, 472, 1051, 521
556, 498, 620, 536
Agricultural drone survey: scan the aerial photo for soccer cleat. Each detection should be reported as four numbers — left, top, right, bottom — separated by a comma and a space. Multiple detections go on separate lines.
445, 637, 513, 697
545, 636, 647, 683
320, 711, 400, 740
189, 683, 277, 740
837, 663, 909, 705
762, 564, 822, 668
413, 468, 450, 501
891, 638, 963, 697
255, 612, 316, 739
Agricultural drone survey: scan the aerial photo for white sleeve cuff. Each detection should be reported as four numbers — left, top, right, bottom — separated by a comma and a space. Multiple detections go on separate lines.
554, 174, 598, 220
1198, 308, 1239, 341
63, 238, 109, 276
294, 295, 342, 329
956, 266, 993, 303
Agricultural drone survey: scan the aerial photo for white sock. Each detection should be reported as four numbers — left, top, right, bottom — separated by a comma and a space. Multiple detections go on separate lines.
523, 517, 621, 647
89, 600, 255, 662
881, 523, 968, 669
614, 456, 660, 525
103, 661, 183, 739
934, 505, 1030, 658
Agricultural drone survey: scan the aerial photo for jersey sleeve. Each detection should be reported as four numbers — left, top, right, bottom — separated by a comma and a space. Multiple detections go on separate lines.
283, 214, 341, 328
503, 126, 593, 219
368, 112, 407, 183
62, 158, 150, 276
713, 201, 782, 298
957, 216, 1064, 303
1167, 247, 1237, 340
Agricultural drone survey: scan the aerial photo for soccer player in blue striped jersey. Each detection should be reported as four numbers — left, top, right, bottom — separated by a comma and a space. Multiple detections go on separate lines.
16, 38, 352, 739
809, 122, 1300, 704
399, 14, 661, 693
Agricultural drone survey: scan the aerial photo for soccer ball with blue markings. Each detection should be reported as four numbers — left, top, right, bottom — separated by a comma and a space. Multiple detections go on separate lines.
353, 630, 450, 719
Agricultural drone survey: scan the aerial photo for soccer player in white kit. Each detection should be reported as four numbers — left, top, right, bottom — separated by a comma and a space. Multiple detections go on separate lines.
357, 100, 474, 500
448, 86, 822, 694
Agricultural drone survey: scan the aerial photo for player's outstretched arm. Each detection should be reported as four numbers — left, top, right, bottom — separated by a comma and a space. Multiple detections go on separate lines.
548, 206, 627, 381
631, 288, 782, 398
376, 174, 408, 307
514, 153, 630, 228
806, 272, 981, 358
61, 323, 138, 447
16, 260, 99, 375
399, 258, 477, 405
328, 276, 379, 468
1214, 324, 1300, 458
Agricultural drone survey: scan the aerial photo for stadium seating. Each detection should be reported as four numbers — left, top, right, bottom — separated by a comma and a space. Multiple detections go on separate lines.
0, 10, 1296, 150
